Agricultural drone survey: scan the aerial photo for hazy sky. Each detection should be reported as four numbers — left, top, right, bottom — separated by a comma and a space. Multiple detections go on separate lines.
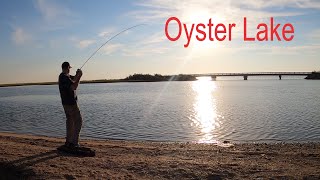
0, 0, 319, 83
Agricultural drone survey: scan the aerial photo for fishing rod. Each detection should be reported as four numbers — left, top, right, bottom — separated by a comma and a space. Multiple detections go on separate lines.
79, 24, 146, 70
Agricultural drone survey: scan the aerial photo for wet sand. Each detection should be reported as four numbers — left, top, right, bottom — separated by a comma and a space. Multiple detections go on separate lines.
0, 132, 319, 179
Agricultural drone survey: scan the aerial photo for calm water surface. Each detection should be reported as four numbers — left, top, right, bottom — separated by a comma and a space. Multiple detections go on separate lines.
0, 78, 319, 143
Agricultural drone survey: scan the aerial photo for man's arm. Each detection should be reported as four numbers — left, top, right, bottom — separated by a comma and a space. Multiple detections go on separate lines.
71, 69, 83, 90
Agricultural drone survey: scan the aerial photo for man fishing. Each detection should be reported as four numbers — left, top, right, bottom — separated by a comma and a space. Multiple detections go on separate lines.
58, 62, 83, 148
56, 25, 143, 156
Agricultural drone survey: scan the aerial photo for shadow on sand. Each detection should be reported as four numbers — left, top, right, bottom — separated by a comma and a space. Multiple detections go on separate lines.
0, 149, 83, 180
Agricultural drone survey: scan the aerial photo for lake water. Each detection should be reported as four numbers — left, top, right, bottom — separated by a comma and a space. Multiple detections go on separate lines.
0, 77, 319, 143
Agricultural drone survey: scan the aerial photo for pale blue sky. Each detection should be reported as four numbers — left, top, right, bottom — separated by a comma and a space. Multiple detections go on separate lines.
0, 0, 319, 83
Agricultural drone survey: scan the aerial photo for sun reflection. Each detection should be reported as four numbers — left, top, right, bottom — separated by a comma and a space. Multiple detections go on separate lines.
190, 76, 221, 143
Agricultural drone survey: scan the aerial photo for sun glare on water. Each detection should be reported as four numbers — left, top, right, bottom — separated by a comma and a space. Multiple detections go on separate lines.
189, 76, 223, 143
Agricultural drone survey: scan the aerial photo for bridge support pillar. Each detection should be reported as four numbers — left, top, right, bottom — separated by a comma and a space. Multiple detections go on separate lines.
279, 75, 282, 80
211, 75, 216, 81
244, 75, 248, 80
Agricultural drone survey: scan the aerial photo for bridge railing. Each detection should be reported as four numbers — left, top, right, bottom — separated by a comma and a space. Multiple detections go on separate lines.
190, 72, 310, 76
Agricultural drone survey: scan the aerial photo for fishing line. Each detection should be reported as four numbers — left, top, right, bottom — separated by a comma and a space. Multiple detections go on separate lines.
79, 24, 146, 70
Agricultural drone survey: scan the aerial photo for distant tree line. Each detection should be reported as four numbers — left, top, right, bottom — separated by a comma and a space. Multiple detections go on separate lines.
305, 71, 320, 79
123, 74, 197, 81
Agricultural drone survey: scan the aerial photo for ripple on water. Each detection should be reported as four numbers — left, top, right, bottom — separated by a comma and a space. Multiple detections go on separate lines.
0, 81, 319, 143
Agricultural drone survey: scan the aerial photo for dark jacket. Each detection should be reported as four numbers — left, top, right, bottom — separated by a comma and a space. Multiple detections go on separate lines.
58, 73, 77, 105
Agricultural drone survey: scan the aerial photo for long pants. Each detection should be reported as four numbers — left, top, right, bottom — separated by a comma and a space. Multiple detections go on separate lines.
63, 104, 83, 145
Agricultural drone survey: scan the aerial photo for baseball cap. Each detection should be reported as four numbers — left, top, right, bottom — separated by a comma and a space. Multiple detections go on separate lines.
61, 62, 72, 69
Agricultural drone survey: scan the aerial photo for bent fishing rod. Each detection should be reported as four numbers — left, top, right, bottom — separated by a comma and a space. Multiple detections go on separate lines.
79, 24, 146, 70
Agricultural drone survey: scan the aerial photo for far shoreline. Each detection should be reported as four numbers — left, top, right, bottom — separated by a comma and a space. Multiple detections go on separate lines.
0, 79, 177, 88
2, 72, 318, 87
0, 74, 198, 87
0, 77, 315, 88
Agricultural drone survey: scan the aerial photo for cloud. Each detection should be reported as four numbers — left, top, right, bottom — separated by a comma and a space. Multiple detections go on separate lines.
102, 43, 124, 55
98, 33, 169, 57
98, 27, 117, 37
123, 0, 320, 57
268, 44, 320, 55
12, 27, 32, 45
128, 0, 316, 24
77, 39, 96, 49
308, 29, 320, 40
236, 0, 320, 9
121, 32, 170, 57
70, 27, 119, 49
140, 32, 167, 45
34, 0, 76, 30
217, 44, 320, 56
122, 46, 170, 57
74, 25, 155, 54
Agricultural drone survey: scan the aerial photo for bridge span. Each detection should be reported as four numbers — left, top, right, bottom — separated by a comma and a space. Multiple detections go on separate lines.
190, 72, 311, 80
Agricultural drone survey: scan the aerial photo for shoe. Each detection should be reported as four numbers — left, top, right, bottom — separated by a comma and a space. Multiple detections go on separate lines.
64, 142, 80, 148
74, 143, 80, 148
70, 143, 80, 149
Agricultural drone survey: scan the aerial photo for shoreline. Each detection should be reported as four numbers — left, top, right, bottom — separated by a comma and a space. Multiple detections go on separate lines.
0, 80, 172, 88
0, 78, 312, 88
0, 74, 197, 87
0, 132, 319, 179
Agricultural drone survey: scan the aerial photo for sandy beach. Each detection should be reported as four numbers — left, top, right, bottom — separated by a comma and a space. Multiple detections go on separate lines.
0, 132, 319, 179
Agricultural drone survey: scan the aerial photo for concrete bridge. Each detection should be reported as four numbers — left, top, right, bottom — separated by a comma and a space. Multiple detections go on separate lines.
190, 72, 311, 80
